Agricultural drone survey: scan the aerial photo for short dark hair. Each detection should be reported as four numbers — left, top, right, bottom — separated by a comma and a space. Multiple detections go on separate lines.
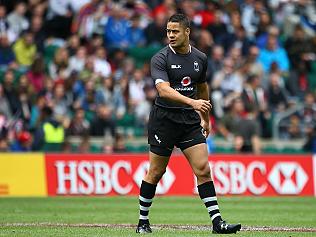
168, 13, 190, 29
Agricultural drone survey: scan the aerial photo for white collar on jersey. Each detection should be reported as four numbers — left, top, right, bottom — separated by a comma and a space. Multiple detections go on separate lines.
168, 44, 191, 54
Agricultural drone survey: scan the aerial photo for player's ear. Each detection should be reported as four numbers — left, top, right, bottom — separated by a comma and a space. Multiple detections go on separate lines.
185, 27, 190, 36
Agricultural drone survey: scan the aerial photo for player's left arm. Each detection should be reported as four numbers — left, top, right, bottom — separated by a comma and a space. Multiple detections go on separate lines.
197, 82, 211, 137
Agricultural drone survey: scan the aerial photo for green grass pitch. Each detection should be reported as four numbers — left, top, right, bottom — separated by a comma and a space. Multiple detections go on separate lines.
0, 196, 316, 236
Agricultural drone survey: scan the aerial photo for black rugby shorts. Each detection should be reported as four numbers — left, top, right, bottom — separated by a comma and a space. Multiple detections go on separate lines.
148, 105, 206, 156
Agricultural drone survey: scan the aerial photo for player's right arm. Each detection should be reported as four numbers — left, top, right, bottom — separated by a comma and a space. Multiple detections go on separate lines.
151, 52, 211, 113
156, 82, 211, 113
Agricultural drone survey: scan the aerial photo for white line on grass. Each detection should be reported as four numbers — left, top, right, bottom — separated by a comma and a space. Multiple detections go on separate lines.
1, 223, 316, 232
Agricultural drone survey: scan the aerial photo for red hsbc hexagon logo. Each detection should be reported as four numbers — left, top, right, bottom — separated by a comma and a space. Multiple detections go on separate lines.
133, 161, 175, 195
268, 162, 308, 194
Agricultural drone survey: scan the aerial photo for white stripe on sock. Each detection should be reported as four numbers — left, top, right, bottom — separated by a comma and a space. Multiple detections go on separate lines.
202, 197, 217, 203
139, 215, 149, 220
211, 213, 221, 221
139, 205, 150, 211
139, 195, 153, 203
207, 205, 219, 212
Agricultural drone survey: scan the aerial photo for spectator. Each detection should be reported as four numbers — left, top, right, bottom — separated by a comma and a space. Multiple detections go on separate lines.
71, 0, 102, 36
247, 45, 264, 86
29, 95, 46, 131
69, 0, 91, 14
241, 74, 267, 114
13, 31, 37, 67
255, 9, 272, 39
39, 77, 54, 103
32, 106, 65, 151
16, 91, 32, 124
29, 15, 46, 53
135, 84, 156, 128
10, 130, 33, 151
93, 46, 111, 78
95, 76, 126, 119
303, 125, 316, 153
225, 26, 253, 56
48, 47, 70, 80
103, 3, 131, 50
228, 46, 243, 69
234, 105, 262, 154
129, 14, 146, 47
0, 34, 15, 67
193, 1, 215, 29
113, 57, 135, 81
241, 0, 265, 38
0, 137, 9, 151
51, 83, 71, 124
85, 33, 103, 55
285, 24, 313, 71
144, 11, 167, 46
28, 1, 47, 18
258, 33, 290, 73
7, 2, 29, 41
286, 114, 301, 139
256, 25, 280, 49
76, 57, 101, 88
211, 58, 243, 118
67, 108, 90, 136
217, 97, 245, 142
300, 92, 316, 126
46, 0, 73, 39
74, 80, 97, 117
0, 4, 10, 38
18, 74, 34, 98
151, 0, 176, 19
0, 84, 12, 119
129, 68, 146, 111
207, 10, 228, 46
90, 104, 115, 137
241, 74, 272, 138
195, 29, 213, 56
113, 132, 127, 153
206, 45, 224, 83
69, 46, 87, 74
27, 55, 46, 93
67, 34, 81, 56
2, 70, 18, 114
267, 72, 289, 113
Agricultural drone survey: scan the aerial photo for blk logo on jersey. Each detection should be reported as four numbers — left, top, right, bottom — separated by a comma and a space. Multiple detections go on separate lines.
194, 61, 199, 72
171, 64, 181, 69
181, 76, 191, 86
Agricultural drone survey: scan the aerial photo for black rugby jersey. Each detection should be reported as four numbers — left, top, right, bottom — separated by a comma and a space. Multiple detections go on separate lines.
151, 44, 208, 110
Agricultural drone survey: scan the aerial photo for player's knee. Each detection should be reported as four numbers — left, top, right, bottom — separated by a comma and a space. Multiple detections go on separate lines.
147, 168, 166, 184
195, 164, 211, 180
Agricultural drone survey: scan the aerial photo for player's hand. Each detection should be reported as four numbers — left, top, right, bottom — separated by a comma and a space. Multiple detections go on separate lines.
201, 120, 210, 138
190, 99, 212, 113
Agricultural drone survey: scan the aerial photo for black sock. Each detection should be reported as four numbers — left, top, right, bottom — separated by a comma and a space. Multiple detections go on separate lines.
138, 180, 157, 225
198, 181, 222, 226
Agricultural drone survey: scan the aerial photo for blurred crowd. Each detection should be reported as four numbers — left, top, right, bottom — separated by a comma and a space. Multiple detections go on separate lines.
0, 0, 316, 153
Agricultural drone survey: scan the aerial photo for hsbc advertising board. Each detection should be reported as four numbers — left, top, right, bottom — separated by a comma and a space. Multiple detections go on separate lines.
45, 154, 316, 196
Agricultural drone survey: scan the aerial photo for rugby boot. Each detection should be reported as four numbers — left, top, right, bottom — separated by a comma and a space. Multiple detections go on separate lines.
136, 223, 152, 234
212, 220, 241, 234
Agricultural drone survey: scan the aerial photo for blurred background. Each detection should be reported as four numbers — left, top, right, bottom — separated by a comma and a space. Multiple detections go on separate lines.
0, 0, 316, 155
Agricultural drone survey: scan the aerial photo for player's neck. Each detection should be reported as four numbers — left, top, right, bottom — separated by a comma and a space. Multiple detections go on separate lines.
169, 44, 191, 55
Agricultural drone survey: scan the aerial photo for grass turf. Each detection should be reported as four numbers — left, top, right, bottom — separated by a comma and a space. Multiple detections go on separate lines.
0, 196, 315, 236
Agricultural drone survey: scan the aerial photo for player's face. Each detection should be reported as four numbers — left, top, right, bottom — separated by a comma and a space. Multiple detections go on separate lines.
166, 22, 189, 48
